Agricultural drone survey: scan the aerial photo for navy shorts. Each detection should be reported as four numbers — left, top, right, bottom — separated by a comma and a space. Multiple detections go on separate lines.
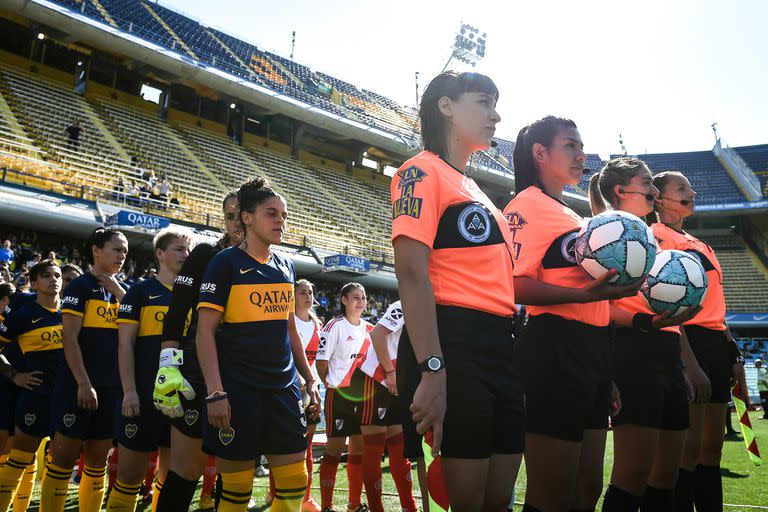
360, 375, 401, 427
169, 375, 205, 440
51, 371, 121, 440
325, 371, 365, 438
203, 379, 307, 461
685, 325, 732, 404
612, 329, 689, 431
398, 306, 525, 459
14, 390, 55, 438
116, 393, 171, 452
518, 314, 612, 443
0, 381, 17, 434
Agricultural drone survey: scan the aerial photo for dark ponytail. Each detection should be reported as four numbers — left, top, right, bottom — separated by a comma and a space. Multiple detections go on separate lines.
220, 190, 238, 247
588, 173, 608, 215
339, 282, 365, 318
513, 116, 577, 195
420, 71, 499, 159
237, 176, 281, 227
84, 227, 124, 265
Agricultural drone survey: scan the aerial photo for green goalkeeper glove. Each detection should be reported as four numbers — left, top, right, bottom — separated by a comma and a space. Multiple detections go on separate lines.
153, 348, 195, 418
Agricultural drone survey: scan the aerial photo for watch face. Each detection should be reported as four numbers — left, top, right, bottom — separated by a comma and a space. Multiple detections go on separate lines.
428, 357, 441, 371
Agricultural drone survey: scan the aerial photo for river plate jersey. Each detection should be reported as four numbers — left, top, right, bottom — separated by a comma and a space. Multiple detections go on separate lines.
61, 273, 128, 387
0, 300, 63, 394
295, 315, 321, 382
198, 246, 296, 390
360, 301, 403, 384
117, 277, 175, 396
316, 316, 372, 389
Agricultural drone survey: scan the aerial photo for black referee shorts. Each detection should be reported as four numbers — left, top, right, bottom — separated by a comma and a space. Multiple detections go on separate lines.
612, 328, 689, 431
518, 314, 612, 442
684, 325, 733, 404
397, 305, 524, 460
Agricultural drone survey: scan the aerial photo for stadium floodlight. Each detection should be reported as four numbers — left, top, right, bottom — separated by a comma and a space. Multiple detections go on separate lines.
37, 32, 45, 40
230, 102, 237, 109
442, 23, 487, 72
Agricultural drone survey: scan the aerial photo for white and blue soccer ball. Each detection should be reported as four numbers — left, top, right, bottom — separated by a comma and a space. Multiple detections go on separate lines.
574, 211, 657, 285
641, 249, 708, 316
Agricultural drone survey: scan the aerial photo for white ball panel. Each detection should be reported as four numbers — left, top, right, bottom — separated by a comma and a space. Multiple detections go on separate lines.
649, 250, 673, 276
649, 282, 687, 302
625, 240, 647, 278
680, 256, 705, 288
588, 221, 625, 251
580, 258, 610, 280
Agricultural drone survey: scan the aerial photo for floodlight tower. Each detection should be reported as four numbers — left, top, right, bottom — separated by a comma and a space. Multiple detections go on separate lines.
442, 23, 488, 72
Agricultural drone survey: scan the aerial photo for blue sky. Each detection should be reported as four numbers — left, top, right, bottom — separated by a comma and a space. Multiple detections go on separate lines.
158, 0, 768, 159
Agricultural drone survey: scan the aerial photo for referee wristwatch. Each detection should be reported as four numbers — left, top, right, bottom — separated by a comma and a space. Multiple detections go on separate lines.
419, 355, 445, 373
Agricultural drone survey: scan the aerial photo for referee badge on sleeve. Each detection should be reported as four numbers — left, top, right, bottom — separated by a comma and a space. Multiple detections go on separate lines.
219, 426, 235, 446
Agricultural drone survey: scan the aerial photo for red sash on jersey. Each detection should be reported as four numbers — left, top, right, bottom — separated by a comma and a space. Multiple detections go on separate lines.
337, 325, 373, 388
305, 326, 320, 367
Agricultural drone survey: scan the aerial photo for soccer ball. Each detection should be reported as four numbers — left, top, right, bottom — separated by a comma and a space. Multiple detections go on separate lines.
641, 249, 708, 316
574, 211, 657, 285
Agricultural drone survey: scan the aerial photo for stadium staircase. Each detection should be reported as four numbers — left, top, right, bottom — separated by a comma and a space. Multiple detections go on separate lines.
712, 140, 762, 201
141, 2, 197, 60
202, 29, 257, 80
89, 0, 118, 28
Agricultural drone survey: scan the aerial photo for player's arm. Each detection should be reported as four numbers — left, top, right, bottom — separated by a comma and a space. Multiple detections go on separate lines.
393, 236, 444, 451
609, 304, 701, 329
162, 244, 212, 350
117, 322, 140, 417
288, 312, 320, 418
514, 272, 641, 305
316, 360, 329, 387
61, 312, 99, 411
315, 323, 338, 388
724, 324, 746, 398
196, 307, 228, 428
371, 323, 397, 395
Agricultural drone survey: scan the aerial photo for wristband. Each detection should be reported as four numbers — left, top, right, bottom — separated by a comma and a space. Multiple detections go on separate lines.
205, 392, 228, 403
159, 348, 183, 368
632, 313, 655, 333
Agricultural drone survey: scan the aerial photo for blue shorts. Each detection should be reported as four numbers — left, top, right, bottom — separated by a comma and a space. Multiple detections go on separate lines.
51, 371, 121, 440
0, 381, 17, 434
14, 390, 54, 438
203, 379, 307, 461
116, 398, 171, 452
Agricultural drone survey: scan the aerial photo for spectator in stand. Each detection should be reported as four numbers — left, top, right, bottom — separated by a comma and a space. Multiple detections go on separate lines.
158, 178, 171, 205
0, 241, 13, 266
757, 359, 768, 420
0, 260, 11, 285
25, 252, 41, 270
65, 120, 83, 151
114, 177, 127, 202
47, 251, 61, 266
12, 263, 29, 291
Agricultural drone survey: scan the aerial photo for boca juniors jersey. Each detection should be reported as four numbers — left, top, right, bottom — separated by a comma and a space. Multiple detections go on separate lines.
198, 246, 296, 390
61, 273, 128, 387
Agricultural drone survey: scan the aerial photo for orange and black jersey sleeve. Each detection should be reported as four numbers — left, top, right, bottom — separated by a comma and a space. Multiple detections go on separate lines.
391, 151, 517, 317
61, 272, 127, 387
652, 223, 726, 331
504, 186, 610, 327
118, 277, 174, 394
198, 246, 296, 390
0, 300, 63, 393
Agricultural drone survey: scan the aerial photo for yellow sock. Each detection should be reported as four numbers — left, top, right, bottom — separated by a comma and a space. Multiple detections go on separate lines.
36, 438, 49, 481
150, 477, 163, 512
79, 465, 107, 512
12, 457, 38, 512
105, 478, 141, 512
39, 461, 71, 512
218, 469, 254, 512
270, 461, 307, 512
0, 449, 35, 512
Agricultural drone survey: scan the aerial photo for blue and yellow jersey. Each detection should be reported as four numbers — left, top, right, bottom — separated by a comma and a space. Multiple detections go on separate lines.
117, 277, 174, 396
1, 304, 25, 372
0, 300, 63, 394
197, 246, 296, 390
61, 273, 128, 387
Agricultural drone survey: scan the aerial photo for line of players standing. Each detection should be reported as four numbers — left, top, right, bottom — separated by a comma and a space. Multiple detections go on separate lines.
0, 69, 747, 512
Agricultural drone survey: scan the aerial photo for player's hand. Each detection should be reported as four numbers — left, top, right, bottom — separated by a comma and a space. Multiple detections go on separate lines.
651, 306, 702, 329
153, 366, 195, 418
95, 273, 123, 297
731, 361, 747, 404
683, 370, 695, 404
12, 370, 43, 390
207, 395, 231, 429
77, 384, 98, 411
306, 381, 321, 421
609, 380, 622, 416
687, 363, 711, 403
584, 270, 644, 301
411, 371, 446, 456
122, 390, 140, 417
385, 371, 398, 396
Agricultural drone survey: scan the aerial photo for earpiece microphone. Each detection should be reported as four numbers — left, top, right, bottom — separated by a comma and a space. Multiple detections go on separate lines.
658, 196, 692, 206
620, 189, 656, 202
582, 167, 591, 175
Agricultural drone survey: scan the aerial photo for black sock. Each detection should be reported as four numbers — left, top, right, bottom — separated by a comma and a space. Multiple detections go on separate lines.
640, 485, 674, 512
674, 468, 694, 512
694, 464, 723, 512
601, 484, 641, 512
155, 470, 199, 512
522, 505, 544, 512
213, 473, 223, 510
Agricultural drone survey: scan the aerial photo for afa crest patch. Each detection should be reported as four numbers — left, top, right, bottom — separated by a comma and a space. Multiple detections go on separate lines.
393, 166, 427, 219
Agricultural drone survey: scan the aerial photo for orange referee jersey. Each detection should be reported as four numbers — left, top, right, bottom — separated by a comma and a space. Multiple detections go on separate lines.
391, 150, 517, 317
652, 223, 726, 331
504, 186, 610, 327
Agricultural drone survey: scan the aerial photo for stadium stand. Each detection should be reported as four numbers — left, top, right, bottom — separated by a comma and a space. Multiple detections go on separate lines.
733, 144, 768, 195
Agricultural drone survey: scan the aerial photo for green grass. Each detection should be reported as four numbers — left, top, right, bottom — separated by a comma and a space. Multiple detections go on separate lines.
20, 411, 768, 510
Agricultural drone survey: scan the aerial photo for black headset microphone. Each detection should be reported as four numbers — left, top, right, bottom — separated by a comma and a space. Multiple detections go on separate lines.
621, 189, 692, 206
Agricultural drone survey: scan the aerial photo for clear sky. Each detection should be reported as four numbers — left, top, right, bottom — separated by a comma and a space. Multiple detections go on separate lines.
158, 0, 767, 159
